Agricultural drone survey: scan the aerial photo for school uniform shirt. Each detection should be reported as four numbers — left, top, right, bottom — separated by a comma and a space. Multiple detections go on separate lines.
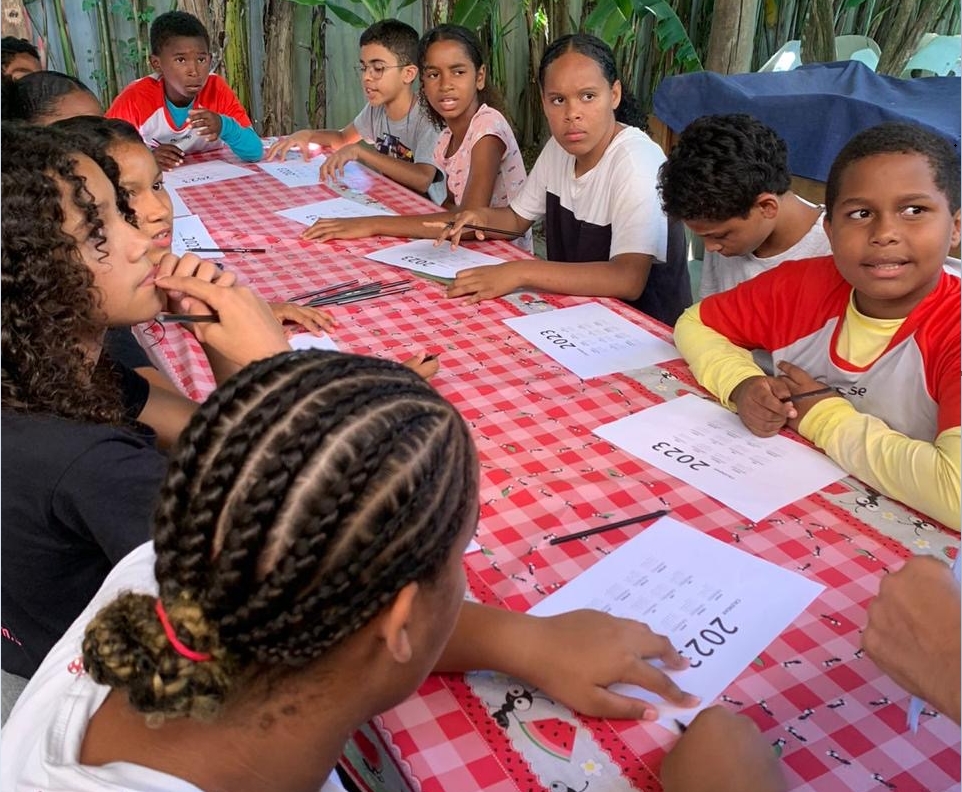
674, 256, 961, 529
699, 206, 831, 298
353, 99, 446, 204
107, 73, 262, 162
1, 365, 166, 678
510, 127, 690, 326
0, 541, 346, 792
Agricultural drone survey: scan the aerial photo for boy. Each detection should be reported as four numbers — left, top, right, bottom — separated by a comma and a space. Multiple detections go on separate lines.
674, 122, 961, 530
1, 37, 41, 80
265, 19, 445, 204
107, 11, 261, 169
658, 114, 830, 298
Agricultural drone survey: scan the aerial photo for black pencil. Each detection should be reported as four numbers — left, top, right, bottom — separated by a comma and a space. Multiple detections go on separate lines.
156, 313, 218, 323
187, 247, 266, 254
548, 509, 669, 546
779, 386, 835, 403
443, 221, 523, 238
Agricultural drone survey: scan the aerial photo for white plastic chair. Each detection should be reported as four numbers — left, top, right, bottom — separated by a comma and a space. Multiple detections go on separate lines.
901, 34, 961, 77
759, 40, 802, 72
834, 35, 881, 71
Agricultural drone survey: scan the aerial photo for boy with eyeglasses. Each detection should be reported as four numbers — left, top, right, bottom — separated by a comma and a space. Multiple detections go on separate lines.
267, 19, 445, 203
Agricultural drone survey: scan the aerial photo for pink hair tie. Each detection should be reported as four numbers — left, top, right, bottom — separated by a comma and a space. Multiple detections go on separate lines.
155, 599, 213, 663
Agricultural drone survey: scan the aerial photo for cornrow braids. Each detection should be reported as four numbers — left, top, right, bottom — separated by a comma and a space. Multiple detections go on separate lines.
83, 351, 479, 723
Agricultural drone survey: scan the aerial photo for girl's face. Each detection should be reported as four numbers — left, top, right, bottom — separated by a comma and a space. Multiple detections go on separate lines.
541, 51, 621, 172
421, 39, 484, 127
60, 154, 162, 327
111, 140, 174, 263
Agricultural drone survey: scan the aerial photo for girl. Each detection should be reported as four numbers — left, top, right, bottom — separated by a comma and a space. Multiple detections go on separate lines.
0, 69, 103, 124
295, 25, 531, 251
2, 351, 719, 792
1, 122, 292, 681
442, 34, 692, 326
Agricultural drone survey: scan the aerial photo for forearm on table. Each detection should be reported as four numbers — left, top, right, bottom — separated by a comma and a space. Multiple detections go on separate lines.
434, 601, 539, 677
800, 400, 962, 530
513, 255, 651, 301
219, 116, 262, 161
674, 305, 763, 406
356, 148, 438, 194
312, 128, 360, 149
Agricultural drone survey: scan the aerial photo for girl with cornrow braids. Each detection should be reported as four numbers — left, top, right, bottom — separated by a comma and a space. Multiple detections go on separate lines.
3, 351, 710, 792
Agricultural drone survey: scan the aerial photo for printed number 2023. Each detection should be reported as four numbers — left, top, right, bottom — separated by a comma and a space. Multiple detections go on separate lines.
684, 616, 738, 668
651, 441, 710, 471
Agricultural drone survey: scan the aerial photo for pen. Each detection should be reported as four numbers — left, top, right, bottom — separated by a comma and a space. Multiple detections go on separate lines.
548, 509, 669, 546
779, 386, 835, 403
187, 247, 267, 254
156, 313, 218, 323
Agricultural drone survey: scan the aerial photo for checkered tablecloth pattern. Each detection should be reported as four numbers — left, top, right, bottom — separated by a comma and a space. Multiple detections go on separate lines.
149, 151, 960, 792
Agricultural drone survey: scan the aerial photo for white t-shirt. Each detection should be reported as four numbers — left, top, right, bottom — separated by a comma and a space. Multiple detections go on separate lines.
0, 542, 345, 792
699, 205, 831, 298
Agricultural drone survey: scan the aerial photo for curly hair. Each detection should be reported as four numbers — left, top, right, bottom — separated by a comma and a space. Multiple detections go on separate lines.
52, 116, 144, 226
538, 33, 648, 132
825, 122, 961, 219
1, 122, 125, 425
656, 114, 792, 222
1, 69, 99, 124
82, 351, 479, 724
417, 24, 510, 131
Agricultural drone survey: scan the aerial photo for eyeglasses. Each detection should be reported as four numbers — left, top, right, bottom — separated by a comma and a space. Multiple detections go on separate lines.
355, 62, 407, 79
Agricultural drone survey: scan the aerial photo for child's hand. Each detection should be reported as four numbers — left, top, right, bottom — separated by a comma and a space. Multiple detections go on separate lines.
153, 143, 185, 171
435, 209, 486, 249
776, 361, 838, 431
301, 216, 374, 242
265, 130, 319, 162
661, 707, 787, 792
447, 262, 523, 304
519, 610, 699, 720
730, 375, 796, 437
187, 106, 223, 143
319, 144, 361, 183
402, 353, 440, 379
268, 301, 335, 334
156, 252, 235, 314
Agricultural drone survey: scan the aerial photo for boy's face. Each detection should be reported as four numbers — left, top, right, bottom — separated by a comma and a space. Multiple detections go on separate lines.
685, 195, 778, 258
3, 52, 41, 79
149, 36, 211, 106
825, 151, 961, 319
358, 43, 416, 107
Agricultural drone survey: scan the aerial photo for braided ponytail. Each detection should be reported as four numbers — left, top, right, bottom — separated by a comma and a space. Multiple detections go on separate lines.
83, 351, 478, 723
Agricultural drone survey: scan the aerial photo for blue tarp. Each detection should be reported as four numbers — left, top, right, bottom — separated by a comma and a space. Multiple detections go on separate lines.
652, 61, 961, 182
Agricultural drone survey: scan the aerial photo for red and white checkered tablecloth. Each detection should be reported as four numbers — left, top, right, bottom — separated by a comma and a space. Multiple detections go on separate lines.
144, 150, 960, 792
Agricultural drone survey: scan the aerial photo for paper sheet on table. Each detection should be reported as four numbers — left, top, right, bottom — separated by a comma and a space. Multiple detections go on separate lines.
257, 157, 327, 188
276, 198, 395, 226
163, 161, 255, 188
530, 517, 824, 728
503, 303, 678, 379
172, 215, 222, 258
165, 186, 191, 218
288, 332, 339, 352
365, 239, 503, 279
595, 394, 845, 522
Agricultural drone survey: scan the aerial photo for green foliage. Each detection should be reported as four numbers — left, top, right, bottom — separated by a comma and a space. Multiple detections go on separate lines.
288, 0, 417, 28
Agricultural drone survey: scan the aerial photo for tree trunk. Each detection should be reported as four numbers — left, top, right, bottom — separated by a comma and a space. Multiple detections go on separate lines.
261, 0, 293, 136
875, 0, 950, 76
800, 0, 835, 65
705, 0, 760, 73
308, 5, 326, 128
224, 0, 251, 111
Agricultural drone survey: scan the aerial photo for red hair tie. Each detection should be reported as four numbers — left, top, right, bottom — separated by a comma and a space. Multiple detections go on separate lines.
155, 599, 213, 663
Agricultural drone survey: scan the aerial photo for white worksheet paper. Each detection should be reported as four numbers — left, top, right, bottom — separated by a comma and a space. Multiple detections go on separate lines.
276, 198, 395, 226
503, 303, 678, 379
257, 157, 326, 188
287, 332, 340, 352
165, 186, 191, 218
530, 517, 824, 727
163, 161, 255, 188
595, 394, 845, 521
172, 214, 223, 258
365, 239, 503, 279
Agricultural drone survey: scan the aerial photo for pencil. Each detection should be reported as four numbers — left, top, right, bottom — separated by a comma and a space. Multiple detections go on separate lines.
187, 247, 266, 254
548, 509, 669, 546
443, 221, 523, 238
779, 386, 835, 403
674, 719, 688, 733
156, 313, 218, 323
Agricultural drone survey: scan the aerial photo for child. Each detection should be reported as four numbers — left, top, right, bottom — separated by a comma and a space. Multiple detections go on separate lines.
1, 69, 102, 123
674, 122, 961, 530
266, 19, 446, 204
0, 123, 292, 679
2, 351, 717, 792
657, 114, 830, 298
1, 36, 41, 79
107, 10, 261, 170
442, 34, 691, 327
299, 24, 531, 252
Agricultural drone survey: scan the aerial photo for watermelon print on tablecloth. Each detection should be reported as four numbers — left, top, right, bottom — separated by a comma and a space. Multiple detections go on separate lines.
520, 718, 577, 761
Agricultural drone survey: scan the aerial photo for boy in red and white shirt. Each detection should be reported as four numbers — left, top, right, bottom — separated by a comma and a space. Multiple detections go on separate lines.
675, 122, 961, 530
107, 10, 261, 169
